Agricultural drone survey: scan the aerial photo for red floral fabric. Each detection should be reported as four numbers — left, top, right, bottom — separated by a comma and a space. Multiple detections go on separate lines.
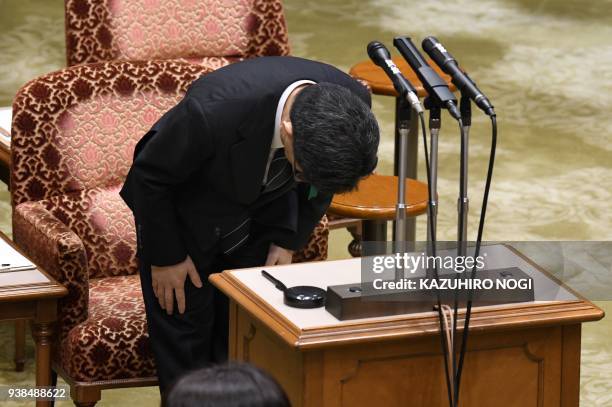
65, 0, 290, 66
13, 201, 89, 338
11, 60, 210, 207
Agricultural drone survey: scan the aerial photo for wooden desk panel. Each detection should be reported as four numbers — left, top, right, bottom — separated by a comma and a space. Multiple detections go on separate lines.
228, 296, 585, 407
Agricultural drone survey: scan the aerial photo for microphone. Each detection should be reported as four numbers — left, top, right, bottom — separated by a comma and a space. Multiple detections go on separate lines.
367, 41, 424, 114
422, 36, 495, 116
393, 36, 460, 120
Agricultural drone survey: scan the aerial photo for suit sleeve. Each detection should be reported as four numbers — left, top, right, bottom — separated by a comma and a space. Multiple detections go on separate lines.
273, 184, 332, 251
120, 96, 213, 266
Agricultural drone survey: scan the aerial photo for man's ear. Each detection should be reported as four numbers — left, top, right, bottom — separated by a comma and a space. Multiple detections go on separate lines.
281, 120, 293, 142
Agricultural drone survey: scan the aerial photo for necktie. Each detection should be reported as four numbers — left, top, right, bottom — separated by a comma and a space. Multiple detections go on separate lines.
220, 149, 293, 254
263, 148, 293, 193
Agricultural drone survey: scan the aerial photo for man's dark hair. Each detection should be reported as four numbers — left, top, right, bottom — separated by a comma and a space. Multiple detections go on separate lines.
290, 82, 379, 194
164, 363, 290, 407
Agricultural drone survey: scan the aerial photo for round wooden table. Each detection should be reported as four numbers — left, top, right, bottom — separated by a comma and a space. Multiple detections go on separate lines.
329, 174, 428, 241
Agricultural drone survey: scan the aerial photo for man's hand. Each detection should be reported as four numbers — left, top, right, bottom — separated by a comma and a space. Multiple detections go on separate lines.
265, 243, 294, 266
151, 255, 203, 315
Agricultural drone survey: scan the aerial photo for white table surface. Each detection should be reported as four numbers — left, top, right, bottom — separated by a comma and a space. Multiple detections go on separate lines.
229, 244, 577, 330
0, 106, 12, 143
0, 237, 47, 287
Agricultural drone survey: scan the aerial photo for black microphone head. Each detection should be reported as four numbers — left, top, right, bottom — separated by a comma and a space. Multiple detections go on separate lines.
422, 36, 456, 64
421, 36, 440, 54
367, 41, 391, 65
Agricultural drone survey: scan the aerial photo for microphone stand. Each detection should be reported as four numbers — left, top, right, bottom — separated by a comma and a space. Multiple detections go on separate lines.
451, 94, 472, 406
394, 100, 411, 281
424, 97, 441, 280
457, 95, 471, 257
423, 96, 456, 407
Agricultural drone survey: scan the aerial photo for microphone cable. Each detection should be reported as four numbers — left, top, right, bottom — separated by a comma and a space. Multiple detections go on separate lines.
451, 119, 468, 406
453, 114, 498, 406
418, 111, 454, 407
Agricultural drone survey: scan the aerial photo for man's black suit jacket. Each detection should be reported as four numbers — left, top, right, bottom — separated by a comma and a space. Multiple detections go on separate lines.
120, 56, 371, 268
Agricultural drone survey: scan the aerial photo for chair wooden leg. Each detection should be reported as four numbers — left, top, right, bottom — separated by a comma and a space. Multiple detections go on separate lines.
347, 225, 362, 257
72, 384, 101, 407
14, 320, 26, 372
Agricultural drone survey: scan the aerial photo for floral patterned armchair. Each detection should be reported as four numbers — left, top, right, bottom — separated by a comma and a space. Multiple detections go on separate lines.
10, 60, 327, 406
64, 0, 290, 68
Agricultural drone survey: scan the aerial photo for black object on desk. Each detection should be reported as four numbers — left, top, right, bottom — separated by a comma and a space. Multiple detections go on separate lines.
261, 270, 326, 309
326, 267, 534, 320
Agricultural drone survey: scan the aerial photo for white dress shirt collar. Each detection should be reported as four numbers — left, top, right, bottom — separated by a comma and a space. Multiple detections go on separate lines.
271, 79, 316, 149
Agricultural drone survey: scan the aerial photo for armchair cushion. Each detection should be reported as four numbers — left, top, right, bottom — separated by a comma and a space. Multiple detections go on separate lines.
61, 275, 156, 381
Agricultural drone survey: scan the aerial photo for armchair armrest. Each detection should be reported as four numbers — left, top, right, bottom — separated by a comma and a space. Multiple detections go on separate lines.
12, 201, 88, 338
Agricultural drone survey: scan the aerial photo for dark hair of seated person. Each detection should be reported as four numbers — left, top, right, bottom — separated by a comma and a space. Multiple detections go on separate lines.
163, 363, 291, 407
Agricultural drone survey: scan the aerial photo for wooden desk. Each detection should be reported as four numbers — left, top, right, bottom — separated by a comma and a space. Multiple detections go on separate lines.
211, 244, 604, 406
0, 231, 67, 407
0, 106, 11, 186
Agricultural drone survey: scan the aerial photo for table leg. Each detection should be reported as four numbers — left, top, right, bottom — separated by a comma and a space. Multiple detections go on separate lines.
393, 97, 418, 242
0, 162, 9, 187
14, 320, 26, 371
363, 220, 387, 242
32, 322, 53, 407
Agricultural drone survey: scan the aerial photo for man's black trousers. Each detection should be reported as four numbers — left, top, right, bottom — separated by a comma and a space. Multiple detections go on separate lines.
138, 237, 270, 392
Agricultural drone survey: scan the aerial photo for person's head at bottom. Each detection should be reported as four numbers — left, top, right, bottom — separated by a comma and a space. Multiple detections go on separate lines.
164, 363, 291, 407
281, 82, 380, 194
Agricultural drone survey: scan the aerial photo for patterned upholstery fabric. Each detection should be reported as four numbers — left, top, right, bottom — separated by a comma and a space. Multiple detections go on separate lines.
61, 275, 156, 381
175, 56, 244, 70
11, 60, 328, 383
13, 200, 89, 338
292, 215, 328, 263
38, 186, 138, 280
65, 0, 290, 66
11, 60, 207, 207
